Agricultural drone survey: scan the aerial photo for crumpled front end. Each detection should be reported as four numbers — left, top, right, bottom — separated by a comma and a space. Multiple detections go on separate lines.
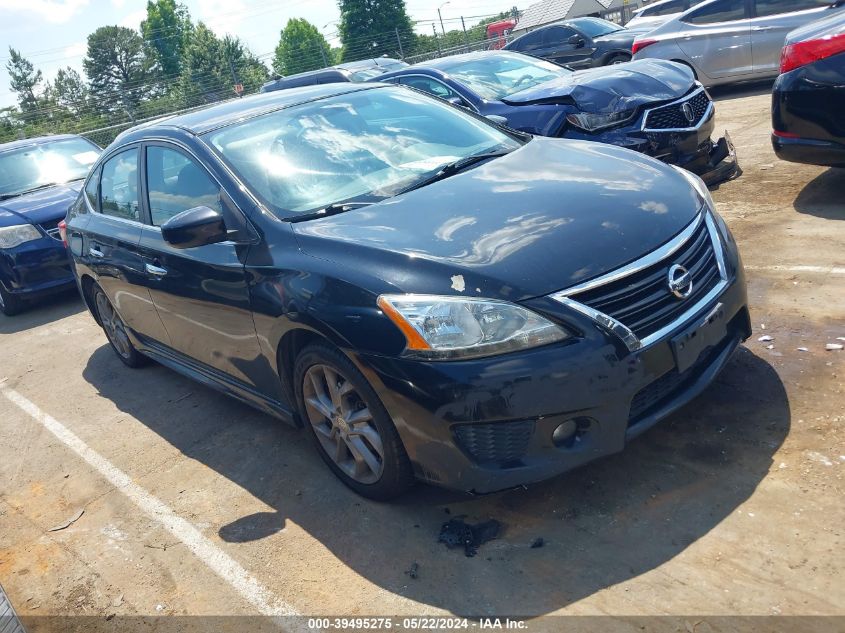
559, 85, 740, 186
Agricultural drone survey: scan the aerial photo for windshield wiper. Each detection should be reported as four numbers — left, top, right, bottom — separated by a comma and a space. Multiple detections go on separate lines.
0, 182, 63, 200
396, 147, 514, 196
289, 200, 377, 222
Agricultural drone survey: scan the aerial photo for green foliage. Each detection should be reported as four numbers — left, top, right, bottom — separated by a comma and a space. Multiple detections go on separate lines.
83, 26, 153, 116
338, 0, 415, 61
6, 48, 45, 119
273, 18, 332, 76
53, 67, 89, 116
142, 0, 193, 80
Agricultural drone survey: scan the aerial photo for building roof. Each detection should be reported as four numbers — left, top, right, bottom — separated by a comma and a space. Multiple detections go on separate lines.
515, 0, 605, 31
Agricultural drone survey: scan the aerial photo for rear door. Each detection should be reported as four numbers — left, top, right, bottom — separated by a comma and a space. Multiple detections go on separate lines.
81, 146, 170, 344
538, 26, 593, 67
677, 0, 753, 79
749, 0, 834, 74
136, 142, 265, 389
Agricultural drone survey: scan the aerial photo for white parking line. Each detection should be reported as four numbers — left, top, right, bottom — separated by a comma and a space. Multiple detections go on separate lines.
1, 386, 300, 619
745, 265, 845, 275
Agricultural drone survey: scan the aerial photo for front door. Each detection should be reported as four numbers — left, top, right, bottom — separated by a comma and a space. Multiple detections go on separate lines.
539, 26, 593, 67
677, 0, 753, 79
135, 142, 265, 389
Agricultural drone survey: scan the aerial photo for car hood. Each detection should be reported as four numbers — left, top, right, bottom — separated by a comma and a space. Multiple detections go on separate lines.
292, 138, 704, 302
502, 59, 695, 112
0, 182, 82, 228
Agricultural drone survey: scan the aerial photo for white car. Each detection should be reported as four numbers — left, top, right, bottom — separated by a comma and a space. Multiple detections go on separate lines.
626, 0, 706, 30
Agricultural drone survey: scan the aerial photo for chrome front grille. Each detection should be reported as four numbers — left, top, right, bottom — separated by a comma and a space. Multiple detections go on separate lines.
643, 88, 711, 131
551, 212, 729, 351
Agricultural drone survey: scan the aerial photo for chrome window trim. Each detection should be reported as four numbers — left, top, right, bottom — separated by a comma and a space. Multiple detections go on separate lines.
640, 86, 713, 133
550, 209, 729, 352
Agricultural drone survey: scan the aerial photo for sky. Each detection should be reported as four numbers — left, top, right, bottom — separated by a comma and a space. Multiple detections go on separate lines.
0, 0, 517, 109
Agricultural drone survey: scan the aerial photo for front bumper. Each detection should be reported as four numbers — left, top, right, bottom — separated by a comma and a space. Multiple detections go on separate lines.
0, 236, 75, 299
355, 268, 750, 493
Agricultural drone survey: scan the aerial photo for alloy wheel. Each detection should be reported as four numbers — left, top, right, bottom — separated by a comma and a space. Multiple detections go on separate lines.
302, 364, 385, 484
95, 292, 133, 360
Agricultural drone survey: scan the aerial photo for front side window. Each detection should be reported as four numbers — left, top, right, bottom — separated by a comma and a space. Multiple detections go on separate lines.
100, 148, 140, 221
398, 76, 460, 100
145, 146, 222, 227
204, 86, 521, 218
543, 26, 578, 46
754, 0, 830, 17
684, 0, 747, 24
648, 0, 688, 16
0, 137, 100, 200
511, 30, 543, 51
441, 52, 569, 100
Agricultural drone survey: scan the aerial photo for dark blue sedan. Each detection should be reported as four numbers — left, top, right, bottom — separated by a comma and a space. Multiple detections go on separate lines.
0, 134, 100, 315
375, 51, 737, 184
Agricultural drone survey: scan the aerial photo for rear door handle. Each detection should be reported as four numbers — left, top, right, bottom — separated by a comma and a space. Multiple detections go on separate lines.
89, 247, 105, 258
751, 26, 775, 31
145, 263, 168, 277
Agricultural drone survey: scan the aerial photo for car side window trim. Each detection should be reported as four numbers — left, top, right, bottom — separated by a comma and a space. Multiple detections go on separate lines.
83, 165, 101, 214
681, 0, 751, 24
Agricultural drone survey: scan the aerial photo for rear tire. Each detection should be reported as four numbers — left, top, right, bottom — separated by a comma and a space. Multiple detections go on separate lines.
605, 53, 630, 66
93, 285, 148, 368
0, 286, 24, 316
294, 343, 414, 500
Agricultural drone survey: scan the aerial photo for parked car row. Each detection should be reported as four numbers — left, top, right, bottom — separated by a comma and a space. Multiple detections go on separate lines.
0, 5, 841, 499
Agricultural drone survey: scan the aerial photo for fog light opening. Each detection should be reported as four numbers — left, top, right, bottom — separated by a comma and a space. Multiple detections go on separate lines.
552, 417, 593, 449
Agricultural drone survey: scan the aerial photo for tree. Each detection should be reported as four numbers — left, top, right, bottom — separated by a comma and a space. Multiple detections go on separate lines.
338, 0, 414, 61
6, 48, 44, 119
273, 18, 332, 76
141, 0, 193, 81
53, 67, 88, 115
181, 23, 267, 106
83, 26, 152, 116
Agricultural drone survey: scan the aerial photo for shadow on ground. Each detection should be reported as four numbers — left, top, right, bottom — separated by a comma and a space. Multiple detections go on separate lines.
794, 168, 845, 220
709, 79, 775, 101
0, 290, 83, 335
82, 345, 789, 617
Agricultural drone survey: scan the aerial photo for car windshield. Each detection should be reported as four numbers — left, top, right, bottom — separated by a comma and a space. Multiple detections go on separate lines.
571, 18, 623, 37
0, 137, 99, 198
349, 68, 385, 81
441, 53, 569, 100
204, 86, 522, 218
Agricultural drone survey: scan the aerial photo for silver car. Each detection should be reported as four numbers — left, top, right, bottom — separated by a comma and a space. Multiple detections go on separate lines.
632, 0, 845, 86
626, 0, 706, 31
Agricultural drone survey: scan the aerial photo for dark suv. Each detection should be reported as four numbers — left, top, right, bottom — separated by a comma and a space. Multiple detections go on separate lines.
66, 84, 750, 499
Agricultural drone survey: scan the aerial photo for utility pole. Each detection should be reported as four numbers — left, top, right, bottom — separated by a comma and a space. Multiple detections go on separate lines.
228, 57, 243, 98
395, 27, 404, 60
438, 1, 450, 36
318, 43, 328, 67
433, 23, 441, 56
461, 16, 470, 51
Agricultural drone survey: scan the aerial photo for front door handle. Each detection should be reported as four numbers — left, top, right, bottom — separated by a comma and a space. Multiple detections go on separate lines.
145, 263, 168, 277
89, 247, 105, 258
751, 26, 775, 31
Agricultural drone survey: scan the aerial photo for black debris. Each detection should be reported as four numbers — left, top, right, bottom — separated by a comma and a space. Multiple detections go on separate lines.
438, 518, 501, 557
530, 537, 544, 549
407, 562, 419, 579
444, 507, 451, 514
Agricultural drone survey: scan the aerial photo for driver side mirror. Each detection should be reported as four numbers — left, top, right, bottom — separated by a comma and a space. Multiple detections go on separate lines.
161, 206, 228, 249
568, 35, 586, 48
447, 95, 469, 108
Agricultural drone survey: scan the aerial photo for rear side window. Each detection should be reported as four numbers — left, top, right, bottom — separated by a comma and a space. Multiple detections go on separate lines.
145, 146, 222, 227
511, 30, 543, 51
684, 0, 747, 23
543, 26, 578, 46
753, 0, 830, 17
644, 0, 688, 16
84, 168, 99, 212
100, 149, 140, 221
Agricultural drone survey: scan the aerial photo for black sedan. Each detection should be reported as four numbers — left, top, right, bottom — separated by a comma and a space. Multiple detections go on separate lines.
505, 17, 642, 68
772, 9, 845, 167
66, 84, 750, 499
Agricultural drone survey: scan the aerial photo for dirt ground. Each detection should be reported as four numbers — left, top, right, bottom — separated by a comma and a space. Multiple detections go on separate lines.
1, 83, 843, 631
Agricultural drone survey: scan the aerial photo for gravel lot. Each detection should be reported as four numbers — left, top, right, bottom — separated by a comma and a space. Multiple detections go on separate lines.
1, 83, 843, 629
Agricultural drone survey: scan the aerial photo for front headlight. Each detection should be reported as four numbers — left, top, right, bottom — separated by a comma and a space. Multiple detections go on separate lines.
566, 109, 636, 132
0, 224, 42, 249
672, 165, 715, 210
377, 294, 569, 360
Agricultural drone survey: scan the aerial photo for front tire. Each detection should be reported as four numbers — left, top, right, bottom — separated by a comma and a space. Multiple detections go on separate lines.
93, 286, 147, 368
0, 286, 24, 316
294, 343, 414, 500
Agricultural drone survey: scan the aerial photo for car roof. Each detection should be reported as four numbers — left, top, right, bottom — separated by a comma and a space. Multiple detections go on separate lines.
118, 83, 380, 139
336, 58, 404, 70
0, 133, 84, 153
